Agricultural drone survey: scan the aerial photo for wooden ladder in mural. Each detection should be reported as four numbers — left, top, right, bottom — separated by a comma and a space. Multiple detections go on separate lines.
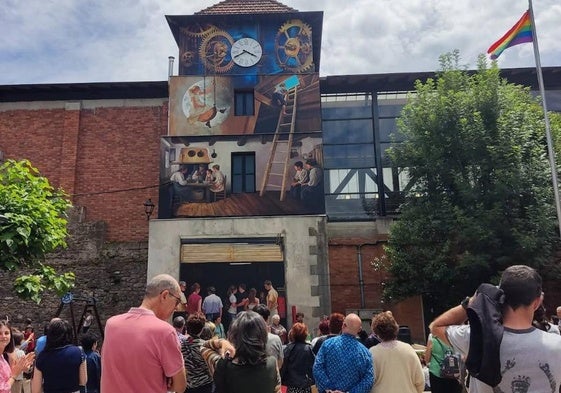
259, 86, 298, 201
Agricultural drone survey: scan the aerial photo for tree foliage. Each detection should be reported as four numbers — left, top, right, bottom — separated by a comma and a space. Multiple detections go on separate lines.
0, 159, 75, 303
384, 51, 560, 314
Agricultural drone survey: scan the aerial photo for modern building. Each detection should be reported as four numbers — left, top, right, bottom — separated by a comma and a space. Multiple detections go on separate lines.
1, 0, 561, 342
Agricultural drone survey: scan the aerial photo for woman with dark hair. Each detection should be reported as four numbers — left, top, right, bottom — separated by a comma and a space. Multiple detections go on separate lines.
201, 311, 280, 393
182, 314, 213, 393
244, 288, 259, 311
280, 323, 315, 393
187, 283, 202, 315
0, 320, 34, 393
369, 312, 424, 393
31, 318, 86, 393
213, 316, 226, 339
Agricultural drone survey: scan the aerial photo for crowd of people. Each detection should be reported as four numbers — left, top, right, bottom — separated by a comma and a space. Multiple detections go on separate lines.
3, 265, 561, 393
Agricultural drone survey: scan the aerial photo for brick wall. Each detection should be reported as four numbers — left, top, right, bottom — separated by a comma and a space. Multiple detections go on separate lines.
0, 101, 168, 241
328, 242, 426, 343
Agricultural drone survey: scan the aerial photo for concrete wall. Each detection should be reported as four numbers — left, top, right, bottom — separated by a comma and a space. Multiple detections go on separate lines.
147, 215, 330, 330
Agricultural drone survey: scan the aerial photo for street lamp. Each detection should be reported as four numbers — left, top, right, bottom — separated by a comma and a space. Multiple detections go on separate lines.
143, 198, 155, 220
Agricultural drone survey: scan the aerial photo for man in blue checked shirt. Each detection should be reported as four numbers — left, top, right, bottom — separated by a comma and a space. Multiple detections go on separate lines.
313, 313, 374, 393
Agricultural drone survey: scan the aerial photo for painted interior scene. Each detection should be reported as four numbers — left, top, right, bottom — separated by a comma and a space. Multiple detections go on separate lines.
169, 74, 321, 135
159, 133, 324, 218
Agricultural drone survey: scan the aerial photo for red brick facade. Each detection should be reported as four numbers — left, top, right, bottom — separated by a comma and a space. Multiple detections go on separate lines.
329, 241, 426, 343
0, 102, 167, 241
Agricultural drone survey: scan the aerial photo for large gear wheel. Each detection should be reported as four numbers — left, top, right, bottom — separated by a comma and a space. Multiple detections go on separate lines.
180, 24, 218, 38
275, 19, 314, 73
199, 29, 234, 73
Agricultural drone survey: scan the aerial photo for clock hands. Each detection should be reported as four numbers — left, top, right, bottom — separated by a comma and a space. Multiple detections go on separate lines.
234, 49, 257, 58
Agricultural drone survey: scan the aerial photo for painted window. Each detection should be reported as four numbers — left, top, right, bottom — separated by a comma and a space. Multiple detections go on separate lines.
234, 90, 254, 116
232, 152, 255, 193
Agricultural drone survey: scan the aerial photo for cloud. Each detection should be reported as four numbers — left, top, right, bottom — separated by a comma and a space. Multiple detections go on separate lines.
0, 0, 560, 85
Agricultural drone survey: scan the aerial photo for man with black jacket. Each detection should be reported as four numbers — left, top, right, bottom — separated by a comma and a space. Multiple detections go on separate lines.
430, 265, 561, 393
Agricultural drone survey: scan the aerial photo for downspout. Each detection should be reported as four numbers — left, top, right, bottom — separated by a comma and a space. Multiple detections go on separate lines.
357, 243, 378, 309
167, 56, 174, 136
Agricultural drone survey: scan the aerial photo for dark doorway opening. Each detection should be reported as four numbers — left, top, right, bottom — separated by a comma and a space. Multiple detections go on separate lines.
180, 261, 286, 329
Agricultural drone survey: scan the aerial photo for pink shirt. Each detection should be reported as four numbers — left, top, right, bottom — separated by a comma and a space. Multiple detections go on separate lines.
0, 355, 11, 393
101, 308, 184, 393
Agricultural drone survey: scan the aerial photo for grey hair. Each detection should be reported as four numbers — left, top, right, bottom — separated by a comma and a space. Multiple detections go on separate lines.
145, 274, 179, 298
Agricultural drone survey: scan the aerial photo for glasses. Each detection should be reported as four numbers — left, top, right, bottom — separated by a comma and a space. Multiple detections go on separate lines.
162, 290, 182, 307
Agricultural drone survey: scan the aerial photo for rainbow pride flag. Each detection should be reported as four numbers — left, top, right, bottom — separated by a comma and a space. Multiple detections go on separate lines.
487, 10, 533, 59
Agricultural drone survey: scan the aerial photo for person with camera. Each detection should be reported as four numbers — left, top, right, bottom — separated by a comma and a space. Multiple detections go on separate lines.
430, 265, 561, 393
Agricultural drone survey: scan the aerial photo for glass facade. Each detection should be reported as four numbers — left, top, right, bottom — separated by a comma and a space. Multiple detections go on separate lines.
321, 92, 410, 220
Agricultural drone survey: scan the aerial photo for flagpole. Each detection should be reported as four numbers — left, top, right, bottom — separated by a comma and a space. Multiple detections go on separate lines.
528, 0, 561, 235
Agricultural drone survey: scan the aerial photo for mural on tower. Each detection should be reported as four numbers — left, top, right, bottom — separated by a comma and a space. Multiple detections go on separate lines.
168, 74, 321, 135
161, 133, 325, 218
166, 12, 323, 76
161, 11, 325, 218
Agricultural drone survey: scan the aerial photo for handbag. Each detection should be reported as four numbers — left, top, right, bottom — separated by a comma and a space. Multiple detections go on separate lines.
440, 349, 461, 379
436, 338, 460, 379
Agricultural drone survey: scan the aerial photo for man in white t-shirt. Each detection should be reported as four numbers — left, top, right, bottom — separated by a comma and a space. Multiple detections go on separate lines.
430, 265, 561, 393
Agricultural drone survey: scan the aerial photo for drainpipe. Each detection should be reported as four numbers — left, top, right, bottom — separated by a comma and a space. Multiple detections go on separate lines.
357, 243, 378, 309
166, 56, 175, 137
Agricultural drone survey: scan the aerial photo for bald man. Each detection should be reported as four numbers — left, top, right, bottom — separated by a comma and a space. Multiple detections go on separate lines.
313, 313, 374, 393
101, 274, 187, 393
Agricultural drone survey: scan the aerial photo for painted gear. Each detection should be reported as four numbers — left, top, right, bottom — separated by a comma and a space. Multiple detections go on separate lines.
180, 24, 218, 38
199, 29, 234, 73
275, 19, 314, 73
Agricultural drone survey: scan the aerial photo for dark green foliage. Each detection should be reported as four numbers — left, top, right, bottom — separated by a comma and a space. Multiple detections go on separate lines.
385, 51, 559, 314
0, 159, 75, 303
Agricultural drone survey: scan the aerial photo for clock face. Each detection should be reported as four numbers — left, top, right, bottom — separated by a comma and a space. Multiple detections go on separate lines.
231, 38, 262, 67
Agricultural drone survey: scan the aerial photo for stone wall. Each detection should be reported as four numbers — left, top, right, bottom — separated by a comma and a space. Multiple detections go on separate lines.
0, 209, 148, 335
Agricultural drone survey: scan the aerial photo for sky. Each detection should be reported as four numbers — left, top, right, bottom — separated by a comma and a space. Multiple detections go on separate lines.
1, 0, 560, 85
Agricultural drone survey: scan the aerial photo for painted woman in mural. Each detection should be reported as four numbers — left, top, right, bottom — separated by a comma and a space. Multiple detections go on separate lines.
183, 79, 229, 129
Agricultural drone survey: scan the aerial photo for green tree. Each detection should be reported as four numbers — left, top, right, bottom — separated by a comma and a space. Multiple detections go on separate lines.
0, 159, 75, 303
385, 51, 560, 315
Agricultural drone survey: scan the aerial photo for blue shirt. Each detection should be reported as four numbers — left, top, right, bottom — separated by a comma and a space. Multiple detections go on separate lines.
313, 333, 374, 393
85, 350, 101, 393
202, 294, 223, 315
35, 335, 47, 355
36, 345, 85, 393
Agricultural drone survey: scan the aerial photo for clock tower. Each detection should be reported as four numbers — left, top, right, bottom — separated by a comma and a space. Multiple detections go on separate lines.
164, 1, 323, 203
